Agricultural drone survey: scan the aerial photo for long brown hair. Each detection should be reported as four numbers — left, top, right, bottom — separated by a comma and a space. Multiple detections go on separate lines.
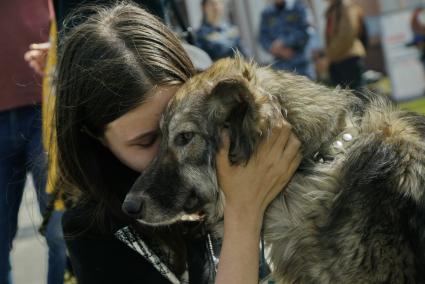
54, 2, 196, 274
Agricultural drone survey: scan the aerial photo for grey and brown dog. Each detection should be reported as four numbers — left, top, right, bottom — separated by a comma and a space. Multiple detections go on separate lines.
123, 57, 425, 283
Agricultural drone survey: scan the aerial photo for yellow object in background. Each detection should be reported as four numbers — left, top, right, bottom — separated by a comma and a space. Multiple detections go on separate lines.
42, 21, 65, 211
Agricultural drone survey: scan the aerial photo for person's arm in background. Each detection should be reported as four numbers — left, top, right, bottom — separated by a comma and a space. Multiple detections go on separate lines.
24, 42, 50, 76
259, 7, 304, 60
215, 122, 302, 284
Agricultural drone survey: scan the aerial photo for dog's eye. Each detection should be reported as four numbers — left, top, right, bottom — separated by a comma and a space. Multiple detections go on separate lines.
175, 132, 194, 147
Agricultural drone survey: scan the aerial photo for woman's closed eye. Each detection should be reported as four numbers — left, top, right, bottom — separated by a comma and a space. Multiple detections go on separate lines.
133, 132, 160, 148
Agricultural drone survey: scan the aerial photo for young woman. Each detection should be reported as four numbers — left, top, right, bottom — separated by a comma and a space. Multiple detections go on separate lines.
54, 3, 301, 284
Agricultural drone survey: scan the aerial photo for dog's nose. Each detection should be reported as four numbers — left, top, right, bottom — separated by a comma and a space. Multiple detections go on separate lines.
122, 198, 143, 216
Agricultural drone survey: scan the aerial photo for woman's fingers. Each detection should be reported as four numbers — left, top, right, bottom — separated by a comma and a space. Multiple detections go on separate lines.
269, 121, 292, 158
215, 122, 302, 215
263, 133, 302, 203
266, 151, 302, 204
280, 133, 301, 160
253, 120, 291, 164
218, 122, 298, 175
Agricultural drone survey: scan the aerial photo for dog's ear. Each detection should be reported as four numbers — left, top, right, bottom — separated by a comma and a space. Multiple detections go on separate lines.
207, 77, 262, 165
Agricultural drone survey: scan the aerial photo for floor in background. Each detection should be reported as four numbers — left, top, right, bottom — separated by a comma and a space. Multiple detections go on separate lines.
11, 177, 46, 284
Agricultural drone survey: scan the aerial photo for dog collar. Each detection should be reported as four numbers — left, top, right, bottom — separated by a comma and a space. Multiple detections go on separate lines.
330, 128, 357, 155
313, 119, 359, 163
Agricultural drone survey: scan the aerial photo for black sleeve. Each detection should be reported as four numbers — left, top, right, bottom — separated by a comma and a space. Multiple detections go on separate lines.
63, 208, 170, 284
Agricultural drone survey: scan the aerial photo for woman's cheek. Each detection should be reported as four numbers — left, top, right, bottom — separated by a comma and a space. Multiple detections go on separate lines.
131, 141, 161, 172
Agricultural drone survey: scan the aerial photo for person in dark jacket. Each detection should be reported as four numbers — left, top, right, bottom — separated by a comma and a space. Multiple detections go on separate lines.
54, 3, 301, 284
259, 0, 310, 76
196, 0, 247, 61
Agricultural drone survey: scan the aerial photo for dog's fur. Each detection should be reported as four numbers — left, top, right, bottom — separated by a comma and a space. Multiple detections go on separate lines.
123, 57, 425, 283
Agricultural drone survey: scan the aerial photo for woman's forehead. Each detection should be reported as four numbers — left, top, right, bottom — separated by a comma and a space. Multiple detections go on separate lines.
104, 86, 179, 139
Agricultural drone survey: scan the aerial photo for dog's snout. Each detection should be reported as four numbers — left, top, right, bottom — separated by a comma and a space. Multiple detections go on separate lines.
183, 190, 201, 213
122, 197, 143, 217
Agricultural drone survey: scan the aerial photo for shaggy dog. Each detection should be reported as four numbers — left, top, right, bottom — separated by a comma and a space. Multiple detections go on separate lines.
123, 57, 425, 283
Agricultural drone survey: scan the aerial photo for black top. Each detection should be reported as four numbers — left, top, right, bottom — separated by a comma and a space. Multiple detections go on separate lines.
64, 231, 171, 284
62, 204, 212, 284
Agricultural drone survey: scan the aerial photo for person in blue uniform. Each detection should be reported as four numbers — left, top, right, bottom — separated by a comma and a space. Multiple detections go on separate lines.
196, 0, 247, 61
259, 0, 310, 77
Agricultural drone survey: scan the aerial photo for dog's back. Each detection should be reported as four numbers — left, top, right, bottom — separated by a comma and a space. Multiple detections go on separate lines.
263, 89, 425, 283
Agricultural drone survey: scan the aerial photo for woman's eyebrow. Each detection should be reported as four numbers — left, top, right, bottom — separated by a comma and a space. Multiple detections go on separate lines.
127, 130, 157, 143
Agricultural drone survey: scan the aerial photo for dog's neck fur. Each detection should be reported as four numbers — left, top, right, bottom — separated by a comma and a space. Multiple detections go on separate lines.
205, 66, 361, 241
252, 67, 360, 159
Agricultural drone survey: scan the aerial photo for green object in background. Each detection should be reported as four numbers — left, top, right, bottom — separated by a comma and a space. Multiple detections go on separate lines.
398, 97, 425, 114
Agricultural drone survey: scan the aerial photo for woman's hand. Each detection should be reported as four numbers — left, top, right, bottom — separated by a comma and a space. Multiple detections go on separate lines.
217, 121, 302, 228
214, 121, 302, 284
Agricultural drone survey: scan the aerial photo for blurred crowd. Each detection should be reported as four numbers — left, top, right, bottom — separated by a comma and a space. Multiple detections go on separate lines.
1, 0, 424, 283
194, 0, 369, 90
411, 5, 425, 68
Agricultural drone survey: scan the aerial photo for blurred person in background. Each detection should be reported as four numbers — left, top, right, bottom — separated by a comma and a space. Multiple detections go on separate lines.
0, 1, 66, 284
259, 0, 311, 77
305, 12, 324, 80
325, 0, 366, 91
410, 5, 425, 69
196, 0, 248, 61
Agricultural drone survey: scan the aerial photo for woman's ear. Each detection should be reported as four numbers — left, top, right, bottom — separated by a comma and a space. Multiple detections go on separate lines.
207, 78, 262, 165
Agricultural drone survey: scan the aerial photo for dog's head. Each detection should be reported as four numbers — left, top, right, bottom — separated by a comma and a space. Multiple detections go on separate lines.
122, 57, 283, 225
